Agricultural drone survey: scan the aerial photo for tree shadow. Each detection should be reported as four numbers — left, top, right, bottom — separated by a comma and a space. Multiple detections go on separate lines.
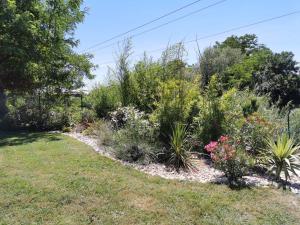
0, 131, 62, 147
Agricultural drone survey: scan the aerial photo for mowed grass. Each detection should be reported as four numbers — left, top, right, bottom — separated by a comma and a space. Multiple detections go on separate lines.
0, 132, 299, 225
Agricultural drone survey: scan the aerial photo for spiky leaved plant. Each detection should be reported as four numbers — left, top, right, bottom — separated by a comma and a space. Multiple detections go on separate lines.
169, 123, 193, 172
263, 134, 300, 185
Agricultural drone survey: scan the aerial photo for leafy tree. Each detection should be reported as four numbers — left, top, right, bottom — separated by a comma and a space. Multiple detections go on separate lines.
1, 0, 94, 92
199, 46, 243, 88
216, 34, 264, 55
254, 51, 300, 107
222, 49, 272, 89
0, 0, 95, 122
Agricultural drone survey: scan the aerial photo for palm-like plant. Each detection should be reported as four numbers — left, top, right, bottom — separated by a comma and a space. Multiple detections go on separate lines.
169, 123, 193, 171
263, 134, 300, 183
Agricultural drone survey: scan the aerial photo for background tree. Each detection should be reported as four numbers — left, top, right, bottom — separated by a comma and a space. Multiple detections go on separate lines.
222, 48, 272, 89
216, 34, 264, 55
198, 46, 243, 88
254, 51, 300, 107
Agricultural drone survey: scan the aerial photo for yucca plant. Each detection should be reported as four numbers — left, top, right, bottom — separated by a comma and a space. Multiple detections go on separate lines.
262, 134, 300, 184
169, 123, 193, 172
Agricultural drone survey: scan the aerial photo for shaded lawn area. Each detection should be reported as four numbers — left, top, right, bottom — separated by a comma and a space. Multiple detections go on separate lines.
0, 132, 299, 225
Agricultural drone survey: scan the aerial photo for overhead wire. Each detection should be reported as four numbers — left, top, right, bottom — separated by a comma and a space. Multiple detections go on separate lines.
82, 0, 209, 52
95, 10, 300, 67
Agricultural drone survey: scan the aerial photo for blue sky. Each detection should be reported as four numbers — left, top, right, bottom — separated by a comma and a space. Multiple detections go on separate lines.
74, 0, 300, 89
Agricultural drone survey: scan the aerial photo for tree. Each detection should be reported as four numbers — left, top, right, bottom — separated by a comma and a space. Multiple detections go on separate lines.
216, 34, 264, 55
114, 39, 133, 106
222, 49, 272, 89
0, 0, 95, 122
198, 46, 243, 88
254, 51, 300, 107
0, 0, 95, 94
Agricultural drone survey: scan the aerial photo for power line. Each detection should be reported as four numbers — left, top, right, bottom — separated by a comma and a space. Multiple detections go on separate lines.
96, 10, 300, 67
89, 0, 226, 53
82, 0, 208, 52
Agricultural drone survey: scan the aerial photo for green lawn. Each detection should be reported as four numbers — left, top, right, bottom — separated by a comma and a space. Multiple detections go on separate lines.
0, 132, 299, 225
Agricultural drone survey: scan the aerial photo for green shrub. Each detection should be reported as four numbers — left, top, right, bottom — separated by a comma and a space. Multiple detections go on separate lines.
108, 107, 145, 129
130, 59, 161, 112
169, 123, 193, 171
238, 113, 273, 155
111, 109, 161, 164
62, 126, 71, 133
289, 108, 300, 143
87, 84, 121, 118
151, 78, 199, 142
260, 133, 300, 185
0, 93, 69, 131
114, 143, 156, 164
193, 76, 224, 149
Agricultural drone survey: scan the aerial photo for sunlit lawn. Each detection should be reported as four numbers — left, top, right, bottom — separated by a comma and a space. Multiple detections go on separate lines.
0, 132, 299, 225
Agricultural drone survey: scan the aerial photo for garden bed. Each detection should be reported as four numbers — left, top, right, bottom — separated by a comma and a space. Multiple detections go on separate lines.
65, 132, 300, 194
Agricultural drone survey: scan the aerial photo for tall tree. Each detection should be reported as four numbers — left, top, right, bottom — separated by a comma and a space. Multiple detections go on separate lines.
254, 51, 300, 107
0, 0, 95, 94
198, 46, 243, 88
215, 34, 264, 55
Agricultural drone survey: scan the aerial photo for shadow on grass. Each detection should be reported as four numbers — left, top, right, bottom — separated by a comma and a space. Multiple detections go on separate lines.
0, 131, 62, 147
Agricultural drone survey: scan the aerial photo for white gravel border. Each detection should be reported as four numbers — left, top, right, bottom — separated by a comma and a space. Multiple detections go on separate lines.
63, 132, 300, 194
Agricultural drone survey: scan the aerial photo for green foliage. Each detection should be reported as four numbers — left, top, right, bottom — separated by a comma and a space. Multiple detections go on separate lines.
151, 78, 199, 141
193, 75, 224, 147
215, 34, 264, 55
219, 89, 282, 156
80, 109, 97, 124
111, 107, 160, 164
87, 84, 121, 118
113, 39, 134, 106
199, 46, 243, 88
0, 0, 95, 129
289, 108, 300, 143
130, 57, 161, 112
0, 93, 69, 130
254, 51, 300, 107
242, 98, 259, 117
0, 0, 95, 93
238, 113, 274, 155
169, 123, 193, 171
261, 134, 300, 183
222, 49, 272, 89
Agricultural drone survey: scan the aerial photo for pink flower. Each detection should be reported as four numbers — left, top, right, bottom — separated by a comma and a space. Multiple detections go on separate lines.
219, 135, 229, 143
205, 141, 218, 153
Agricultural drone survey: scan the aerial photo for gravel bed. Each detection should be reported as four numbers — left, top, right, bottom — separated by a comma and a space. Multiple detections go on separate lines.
64, 132, 300, 194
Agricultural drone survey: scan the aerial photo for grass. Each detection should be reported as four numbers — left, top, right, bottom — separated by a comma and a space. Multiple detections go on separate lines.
0, 132, 299, 225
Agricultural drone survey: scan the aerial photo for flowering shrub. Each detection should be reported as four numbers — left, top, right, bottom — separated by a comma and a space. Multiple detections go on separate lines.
238, 113, 274, 155
109, 107, 144, 129
205, 136, 252, 187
